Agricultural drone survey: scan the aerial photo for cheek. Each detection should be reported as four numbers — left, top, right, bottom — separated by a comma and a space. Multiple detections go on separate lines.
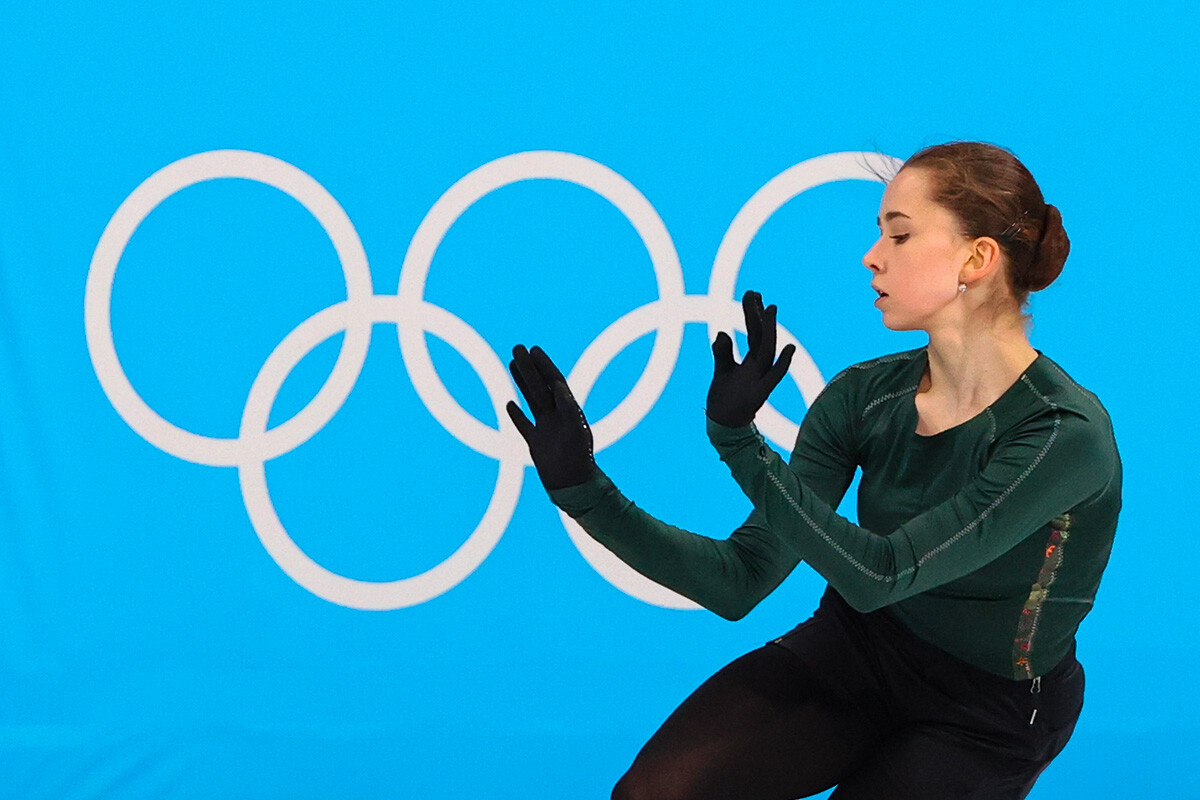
910, 245, 961, 290
891, 261, 958, 313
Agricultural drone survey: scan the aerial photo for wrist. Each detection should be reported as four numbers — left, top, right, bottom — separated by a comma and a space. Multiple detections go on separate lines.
546, 467, 611, 514
705, 413, 756, 432
705, 414, 760, 447
707, 412, 754, 428
538, 460, 599, 492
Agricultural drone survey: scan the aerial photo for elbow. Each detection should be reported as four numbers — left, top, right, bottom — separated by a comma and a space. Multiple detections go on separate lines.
709, 570, 781, 621
708, 583, 774, 621
711, 597, 756, 622
831, 542, 908, 613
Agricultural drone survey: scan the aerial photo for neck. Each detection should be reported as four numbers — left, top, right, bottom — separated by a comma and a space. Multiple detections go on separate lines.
921, 316, 1038, 410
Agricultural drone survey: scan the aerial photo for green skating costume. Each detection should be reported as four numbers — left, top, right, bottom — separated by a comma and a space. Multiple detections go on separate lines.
551, 349, 1121, 679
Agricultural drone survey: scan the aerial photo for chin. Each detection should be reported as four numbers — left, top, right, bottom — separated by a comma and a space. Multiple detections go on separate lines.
880, 315, 918, 332
879, 306, 937, 333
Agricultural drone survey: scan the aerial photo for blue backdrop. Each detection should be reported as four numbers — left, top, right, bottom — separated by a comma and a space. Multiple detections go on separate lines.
1, 3, 1196, 797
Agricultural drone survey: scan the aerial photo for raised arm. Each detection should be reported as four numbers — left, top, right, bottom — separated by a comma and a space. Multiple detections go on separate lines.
507, 343, 855, 619
708, 411, 1114, 612
704, 293, 1118, 613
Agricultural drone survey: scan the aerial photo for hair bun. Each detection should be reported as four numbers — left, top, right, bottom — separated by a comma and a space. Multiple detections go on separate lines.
903, 142, 1068, 304
1028, 204, 1069, 292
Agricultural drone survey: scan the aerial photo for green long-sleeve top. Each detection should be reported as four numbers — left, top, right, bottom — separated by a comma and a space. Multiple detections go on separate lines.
550, 348, 1121, 679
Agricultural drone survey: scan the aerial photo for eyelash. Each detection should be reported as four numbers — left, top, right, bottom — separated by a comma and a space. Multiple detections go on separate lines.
890, 234, 910, 244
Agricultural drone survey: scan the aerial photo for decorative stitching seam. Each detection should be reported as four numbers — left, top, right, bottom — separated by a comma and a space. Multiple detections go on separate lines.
916, 414, 1060, 565
758, 453, 904, 583
861, 385, 919, 418
1021, 374, 1053, 407
849, 350, 923, 371
826, 350, 923, 389
985, 408, 997, 443
1044, 360, 1108, 417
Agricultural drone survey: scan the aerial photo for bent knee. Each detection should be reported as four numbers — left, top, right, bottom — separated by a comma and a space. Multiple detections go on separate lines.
612, 764, 708, 800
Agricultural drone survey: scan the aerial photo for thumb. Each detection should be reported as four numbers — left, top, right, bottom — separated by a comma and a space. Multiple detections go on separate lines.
764, 344, 796, 390
506, 400, 536, 443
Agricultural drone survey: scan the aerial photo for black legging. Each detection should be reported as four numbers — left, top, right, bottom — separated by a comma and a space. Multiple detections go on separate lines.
611, 621, 1082, 799
612, 644, 886, 800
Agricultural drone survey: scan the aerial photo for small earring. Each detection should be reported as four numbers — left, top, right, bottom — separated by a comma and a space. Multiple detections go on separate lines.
958, 283, 967, 294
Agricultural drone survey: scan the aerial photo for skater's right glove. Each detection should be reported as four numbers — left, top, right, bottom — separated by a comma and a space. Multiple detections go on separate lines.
506, 345, 596, 491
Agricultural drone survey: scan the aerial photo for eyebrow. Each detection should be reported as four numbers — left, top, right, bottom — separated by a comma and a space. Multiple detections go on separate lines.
875, 211, 912, 227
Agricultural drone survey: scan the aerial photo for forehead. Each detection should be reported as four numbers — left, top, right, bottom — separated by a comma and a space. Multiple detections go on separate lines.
880, 167, 936, 211
878, 168, 965, 235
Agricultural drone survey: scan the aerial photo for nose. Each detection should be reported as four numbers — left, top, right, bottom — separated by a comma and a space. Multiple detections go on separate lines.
862, 237, 883, 272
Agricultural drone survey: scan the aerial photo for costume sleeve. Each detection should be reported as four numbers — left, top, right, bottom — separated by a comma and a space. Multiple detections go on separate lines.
548, 378, 858, 620
706, 404, 1117, 613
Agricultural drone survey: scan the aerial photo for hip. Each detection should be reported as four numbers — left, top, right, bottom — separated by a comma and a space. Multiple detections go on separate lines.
773, 587, 1084, 761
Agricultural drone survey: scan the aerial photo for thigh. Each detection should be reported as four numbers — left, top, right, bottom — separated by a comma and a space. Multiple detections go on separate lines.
832, 659, 1085, 800
613, 644, 888, 800
830, 723, 1059, 800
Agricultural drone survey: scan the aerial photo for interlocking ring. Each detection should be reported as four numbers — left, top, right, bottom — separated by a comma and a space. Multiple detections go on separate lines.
85, 148, 898, 610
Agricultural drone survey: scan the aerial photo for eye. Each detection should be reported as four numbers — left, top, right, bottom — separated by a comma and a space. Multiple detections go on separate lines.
890, 234, 910, 244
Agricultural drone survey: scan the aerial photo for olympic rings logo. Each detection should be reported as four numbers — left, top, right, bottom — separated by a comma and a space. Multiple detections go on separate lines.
84, 149, 898, 610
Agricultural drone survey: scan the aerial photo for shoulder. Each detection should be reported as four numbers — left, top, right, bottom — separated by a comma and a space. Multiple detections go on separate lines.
819, 347, 926, 409
829, 347, 926, 384
1016, 355, 1118, 451
1022, 354, 1115, 427
998, 354, 1121, 488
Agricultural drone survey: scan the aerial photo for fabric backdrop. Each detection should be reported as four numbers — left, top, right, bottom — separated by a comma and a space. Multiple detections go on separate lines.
1, 3, 1195, 797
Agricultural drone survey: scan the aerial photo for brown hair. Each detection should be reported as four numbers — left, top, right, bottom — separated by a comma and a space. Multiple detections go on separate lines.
902, 142, 1070, 304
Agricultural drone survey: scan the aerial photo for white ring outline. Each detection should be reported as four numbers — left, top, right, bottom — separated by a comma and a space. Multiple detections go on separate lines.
83, 149, 374, 467
396, 150, 686, 459
237, 296, 522, 610
85, 149, 898, 610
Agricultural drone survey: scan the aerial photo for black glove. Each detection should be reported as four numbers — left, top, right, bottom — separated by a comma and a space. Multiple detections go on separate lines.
506, 345, 596, 491
707, 290, 796, 428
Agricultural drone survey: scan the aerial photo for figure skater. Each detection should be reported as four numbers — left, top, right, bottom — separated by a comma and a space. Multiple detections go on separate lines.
507, 141, 1120, 799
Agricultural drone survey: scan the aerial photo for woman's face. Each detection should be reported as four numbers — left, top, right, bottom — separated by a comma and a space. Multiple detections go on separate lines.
862, 168, 975, 332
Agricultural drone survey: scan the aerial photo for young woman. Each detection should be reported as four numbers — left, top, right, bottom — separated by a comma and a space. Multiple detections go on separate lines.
506, 142, 1121, 800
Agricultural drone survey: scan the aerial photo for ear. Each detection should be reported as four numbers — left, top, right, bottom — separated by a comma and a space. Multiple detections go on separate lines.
960, 236, 1004, 287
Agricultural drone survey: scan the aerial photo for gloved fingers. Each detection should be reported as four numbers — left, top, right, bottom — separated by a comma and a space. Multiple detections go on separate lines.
711, 330, 736, 373
510, 345, 554, 415
758, 303, 779, 371
764, 343, 796, 390
505, 400, 537, 443
529, 345, 570, 388
742, 290, 763, 361
509, 357, 536, 408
